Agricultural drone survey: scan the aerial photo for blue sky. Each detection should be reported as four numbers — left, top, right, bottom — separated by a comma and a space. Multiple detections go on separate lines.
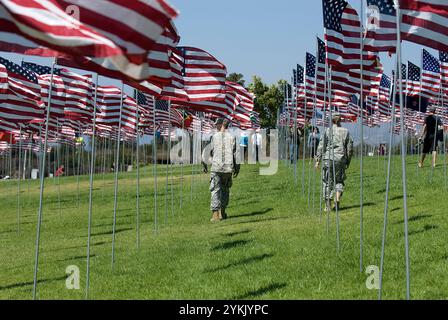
171, 0, 437, 85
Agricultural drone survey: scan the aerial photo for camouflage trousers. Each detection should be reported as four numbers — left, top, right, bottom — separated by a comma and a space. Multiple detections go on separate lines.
322, 160, 347, 201
210, 172, 233, 211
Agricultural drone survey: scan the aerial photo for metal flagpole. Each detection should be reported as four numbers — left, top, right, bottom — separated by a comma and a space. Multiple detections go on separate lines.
379, 71, 397, 300
76, 124, 82, 207
170, 103, 175, 220
430, 86, 443, 182
162, 128, 168, 225
165, 100, 171, 225
56, 119, 62, 217
135, 91, 141, 249
302, 67, 308, 197
17, 125, 23, 235
394, 1, 411, 299
359, 0, 365, 273
190, 127, 194, 202
417, 51, 423, 176
102, 136, 109, 198
286, 83, 291, 167
111, 82, 125, 269
33, 57, 56, 300
328, 66, 340, 251
442, 87, 447, 190
320, 39, 329, 224
180, 109, 185, 211
85, 73, 99, 299
293, 75, 298, 186
153, 96, 158, 235
319, 71, 330, 224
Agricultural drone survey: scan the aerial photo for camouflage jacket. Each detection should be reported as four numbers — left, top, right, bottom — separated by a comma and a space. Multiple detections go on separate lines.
316, 125, 353, 165
210, 131, 239, 173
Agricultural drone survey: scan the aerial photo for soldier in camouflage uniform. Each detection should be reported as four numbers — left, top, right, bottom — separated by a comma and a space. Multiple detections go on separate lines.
315, 113, 353, 211
203, 118, 240, 222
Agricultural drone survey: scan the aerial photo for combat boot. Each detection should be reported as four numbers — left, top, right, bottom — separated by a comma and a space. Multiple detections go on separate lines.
220, 208, 227, 220
210, 211, 220, 223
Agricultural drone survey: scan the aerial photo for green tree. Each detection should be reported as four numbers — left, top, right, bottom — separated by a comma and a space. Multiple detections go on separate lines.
248, 76, 285, 128
226, 73, 245, 86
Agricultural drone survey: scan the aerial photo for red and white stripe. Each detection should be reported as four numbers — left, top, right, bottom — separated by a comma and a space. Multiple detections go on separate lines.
400, 0, 448, 53
179, 47, 227, 102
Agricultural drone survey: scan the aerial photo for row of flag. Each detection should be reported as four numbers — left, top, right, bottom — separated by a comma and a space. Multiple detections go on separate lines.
281, 0, 448, 134
0, 0, 261, 147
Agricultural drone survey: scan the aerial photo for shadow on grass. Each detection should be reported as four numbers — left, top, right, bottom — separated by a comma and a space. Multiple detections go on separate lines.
91, 227, 133, 237
233, 282, 287, 299
408, 224, 438, 236
393, 214, 432, 224
204, 253, 274, 273
211, 240, 253, 251
339, 202, 376, 211
56, 254, 97, 262
229, 208, 273, 219
224, 229, 251, 237
0, 275, 66, 291
45, 241, 110, 252
389, 194, 414, 201
228, 216, 291, 226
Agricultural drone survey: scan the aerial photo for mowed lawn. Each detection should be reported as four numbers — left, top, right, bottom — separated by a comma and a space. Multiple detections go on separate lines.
1, 154, 447, 300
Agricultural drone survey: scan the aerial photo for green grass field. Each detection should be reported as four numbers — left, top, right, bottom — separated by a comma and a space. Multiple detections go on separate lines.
1, 155, 447, 300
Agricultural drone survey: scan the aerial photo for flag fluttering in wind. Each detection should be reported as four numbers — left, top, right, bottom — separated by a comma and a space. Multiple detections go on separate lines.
0, 0, 179, 81
322, 0, 378, 71
399, 0, 448, 53
0, 56, 44, 127
364, 0, 397, 54
421, 49, 440, 100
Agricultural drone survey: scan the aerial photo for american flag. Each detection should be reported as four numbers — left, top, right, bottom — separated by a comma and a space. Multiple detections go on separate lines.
322, 0, 378, 71
441, 51, 448, 100
377, 74, 392, 117
400, 63, 407, 94
22, 61, 94, 122
60, 22, 180, 90
421, 49, 441, 101
21, 62, 66, 120
249, 111, 261, 129
0, 118, 18, 132
364, 0, 397, 54
330, 61, 383, 97
157, 102, 183, 131
96, 86, 139, 133
316, 37, 327, 104
0, 57, 44, 126
347, 94, 361, 117
406, 61, 421, 97
0, 0, 179, 81
295, 64, 306, 106
160, 47, 189, 101
178, 47, 227, 102
305, 52, 319, 106
347, 94, 371, 121
55, 0, 179, 56
400, 0, 448, 53
226, 82, 255, 125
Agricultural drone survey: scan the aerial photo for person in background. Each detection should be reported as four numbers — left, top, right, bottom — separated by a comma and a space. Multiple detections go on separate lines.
240, 130, 249, 163
289, 126, 302, 163
203, 118, 240, 222
308, 126, 320, 159
254, 129, 262, 163
419, 106, 444, 168
55, 165, 65, 177
315, 113, 353, 212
